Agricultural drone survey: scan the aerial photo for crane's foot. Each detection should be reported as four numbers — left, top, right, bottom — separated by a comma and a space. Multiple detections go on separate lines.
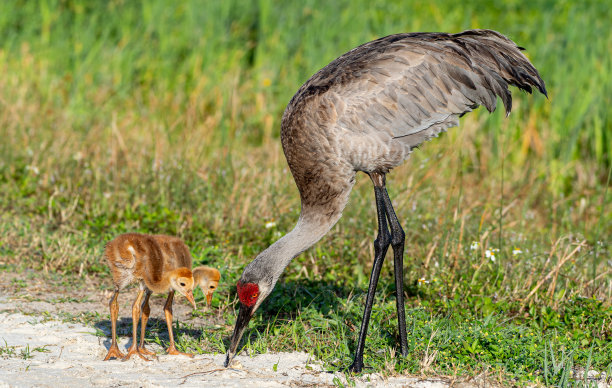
166, 345, 194, 358
103, 344, 125, 361
122, 345, 152, 362
347, 359, 364, 374
138, 346, 157, 358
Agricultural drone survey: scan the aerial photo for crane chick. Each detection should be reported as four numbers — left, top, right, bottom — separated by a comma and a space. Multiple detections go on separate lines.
152, 235, 221, 306
193, 266, 221, 306
103, 233, 196, 361
142, 235, 222, 357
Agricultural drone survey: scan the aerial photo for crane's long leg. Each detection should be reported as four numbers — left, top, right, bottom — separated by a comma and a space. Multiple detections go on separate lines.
103, 288, 125, 360
138, 290, 156, 357
123, 289, 151, 361
348, 173, 391, 373
163, 291, 194, 357
380, 186, 409, 357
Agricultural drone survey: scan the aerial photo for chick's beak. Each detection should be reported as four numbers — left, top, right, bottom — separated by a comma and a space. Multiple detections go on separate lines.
185, 290, 196, 309
224, 303, 253, 367
206, 292, 213, 306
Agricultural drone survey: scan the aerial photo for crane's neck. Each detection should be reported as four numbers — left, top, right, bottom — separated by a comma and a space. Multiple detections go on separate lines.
144, 269, 176, 293
244, 212, 340, 288
243, 164, 355, 294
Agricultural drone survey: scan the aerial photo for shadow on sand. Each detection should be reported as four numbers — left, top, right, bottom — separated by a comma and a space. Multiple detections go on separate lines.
95, 315, 202, 355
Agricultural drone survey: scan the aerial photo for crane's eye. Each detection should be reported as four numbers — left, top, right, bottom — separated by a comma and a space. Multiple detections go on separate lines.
251, 293, 258, 299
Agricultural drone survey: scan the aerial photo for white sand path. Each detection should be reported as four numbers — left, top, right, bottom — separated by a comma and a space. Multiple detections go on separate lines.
0, 309, 460, 388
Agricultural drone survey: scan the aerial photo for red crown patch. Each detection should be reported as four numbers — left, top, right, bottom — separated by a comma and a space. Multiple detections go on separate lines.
237, 282, 259, 307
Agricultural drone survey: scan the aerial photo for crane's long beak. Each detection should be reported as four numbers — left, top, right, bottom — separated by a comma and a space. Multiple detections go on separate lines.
184, 290, 196, 309
224, 303, 253, 367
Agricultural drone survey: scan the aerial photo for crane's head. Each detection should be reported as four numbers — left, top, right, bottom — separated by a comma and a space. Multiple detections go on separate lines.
224, 274, 274, 367
168, 267, 196, 309
193, 266, 221, 306
224, 231, 301, 367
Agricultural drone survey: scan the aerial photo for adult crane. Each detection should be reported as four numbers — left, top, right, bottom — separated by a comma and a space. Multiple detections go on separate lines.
224, 29, 547, 372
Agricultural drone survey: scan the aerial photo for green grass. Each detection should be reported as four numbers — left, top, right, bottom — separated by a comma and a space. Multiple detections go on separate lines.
0, 340, 50, 360
0, 0, 610, 386
134, 280, 610, 386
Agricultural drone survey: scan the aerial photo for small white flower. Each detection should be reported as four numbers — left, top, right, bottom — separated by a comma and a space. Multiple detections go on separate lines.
73, 151, 84, 161
103, 192, 111, 199
25, 165, 39, 175
265, 221, 276, 229
512, 248, 522, 256
485, 249, 496, 262
470, 242, 480, 250
418, 277, 429, 284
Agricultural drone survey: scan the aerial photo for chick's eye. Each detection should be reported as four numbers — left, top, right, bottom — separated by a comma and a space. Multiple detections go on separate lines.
209, 285, 215, 289
180, 282, 185, 287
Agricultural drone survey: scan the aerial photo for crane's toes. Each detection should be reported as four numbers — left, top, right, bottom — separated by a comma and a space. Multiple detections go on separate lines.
122, 346, 153, 362
346, 359, 374, 374
138, 346, 157, 357
166, 346, 194, 358
103, 345, 125, 361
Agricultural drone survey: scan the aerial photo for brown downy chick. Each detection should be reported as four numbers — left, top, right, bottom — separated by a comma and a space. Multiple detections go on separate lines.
103, 233, 196, 361
193, 266, 221, 306
154, 235, 221, 306
153, 234, 193, 272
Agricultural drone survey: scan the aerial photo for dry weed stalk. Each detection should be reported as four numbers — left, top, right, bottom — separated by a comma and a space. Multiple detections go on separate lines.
522, 238, 587, 308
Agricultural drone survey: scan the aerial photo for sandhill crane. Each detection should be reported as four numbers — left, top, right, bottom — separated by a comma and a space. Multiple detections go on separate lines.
138, 235, 221, 357
224, 29, 547, 372
152, 235, 221, 306
103, 233, 197, 361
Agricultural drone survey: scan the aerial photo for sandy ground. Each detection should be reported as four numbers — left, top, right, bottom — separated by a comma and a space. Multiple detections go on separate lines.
0, 307, 469, 388
1, 271, 609, 388
0, 271, 476, 388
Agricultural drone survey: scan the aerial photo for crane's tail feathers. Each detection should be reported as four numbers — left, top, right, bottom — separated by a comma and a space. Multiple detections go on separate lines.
452, 29, 547, 116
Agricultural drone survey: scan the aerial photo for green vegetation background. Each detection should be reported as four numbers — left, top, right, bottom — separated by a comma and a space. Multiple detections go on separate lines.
0, 1, 610, 386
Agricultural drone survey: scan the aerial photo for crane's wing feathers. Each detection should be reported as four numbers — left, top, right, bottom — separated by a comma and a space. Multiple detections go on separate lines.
286, 30, 546, 151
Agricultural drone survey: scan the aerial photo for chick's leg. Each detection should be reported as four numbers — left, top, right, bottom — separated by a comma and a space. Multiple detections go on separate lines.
138, 290, 156, 357
163, 291, 193, 357
123, 289, 151, 361
103, 288, 125, 360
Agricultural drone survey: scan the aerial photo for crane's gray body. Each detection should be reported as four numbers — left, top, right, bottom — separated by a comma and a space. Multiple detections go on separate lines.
280, 29, 545, 227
